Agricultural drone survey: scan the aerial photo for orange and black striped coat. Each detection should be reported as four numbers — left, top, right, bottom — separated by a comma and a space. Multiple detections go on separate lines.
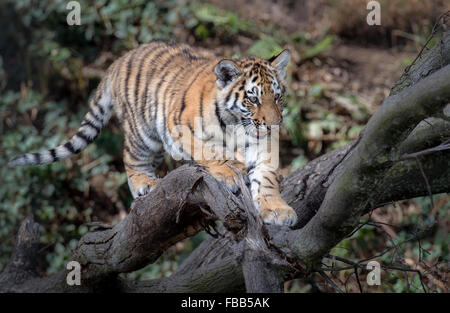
9, 41, 297, 226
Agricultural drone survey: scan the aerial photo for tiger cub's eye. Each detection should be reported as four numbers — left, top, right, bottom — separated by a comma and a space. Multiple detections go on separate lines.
248, 96, 259, 105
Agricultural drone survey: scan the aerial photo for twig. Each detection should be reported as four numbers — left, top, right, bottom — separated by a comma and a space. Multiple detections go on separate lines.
318, 271, 344, 293
354, 266, 363, 293
414, 156, 435, 208
401, 139, 450, 159
404, 11, 450, 73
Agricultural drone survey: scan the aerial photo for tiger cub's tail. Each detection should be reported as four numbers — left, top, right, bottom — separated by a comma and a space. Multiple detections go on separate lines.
8, 77, 114, 167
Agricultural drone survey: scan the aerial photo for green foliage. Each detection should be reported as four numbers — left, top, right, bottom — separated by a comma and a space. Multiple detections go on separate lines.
302, 35, 337, 60
283, 90, 307, 148
247, 35, 284, 59
189, 4, 255, 40
1, 91, 81, 272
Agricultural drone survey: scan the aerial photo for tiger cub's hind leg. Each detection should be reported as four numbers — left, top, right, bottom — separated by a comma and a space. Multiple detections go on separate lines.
123, 145, 164, 199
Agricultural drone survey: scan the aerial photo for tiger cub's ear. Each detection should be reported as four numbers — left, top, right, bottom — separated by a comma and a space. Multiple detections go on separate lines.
214, 59, 241, 89
268, 49, 290, 79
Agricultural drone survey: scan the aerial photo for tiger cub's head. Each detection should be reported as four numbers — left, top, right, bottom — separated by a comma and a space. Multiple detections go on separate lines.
214, 50, 290, 138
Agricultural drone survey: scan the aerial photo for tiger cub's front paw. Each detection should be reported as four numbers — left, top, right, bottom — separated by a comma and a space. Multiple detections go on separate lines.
136, 184, 154, 197
206, 161, 246, 194
130, 176, 158, 198
259, 198, 297, 226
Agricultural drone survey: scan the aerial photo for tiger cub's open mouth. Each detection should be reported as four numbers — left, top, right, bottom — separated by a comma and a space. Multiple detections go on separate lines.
249, 128, 269, 139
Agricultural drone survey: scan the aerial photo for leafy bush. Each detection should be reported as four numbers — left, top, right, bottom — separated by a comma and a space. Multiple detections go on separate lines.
1, 0, 257, 277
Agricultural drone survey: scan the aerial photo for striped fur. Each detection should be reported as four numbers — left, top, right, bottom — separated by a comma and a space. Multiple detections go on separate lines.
8, 41, 297, 226
8, 78, 113, 167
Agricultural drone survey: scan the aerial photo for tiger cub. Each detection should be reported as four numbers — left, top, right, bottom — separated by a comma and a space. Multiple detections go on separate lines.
9, 41, 297, 226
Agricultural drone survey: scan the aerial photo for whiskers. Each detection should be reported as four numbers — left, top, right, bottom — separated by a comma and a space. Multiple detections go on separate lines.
241, 119, 271, 139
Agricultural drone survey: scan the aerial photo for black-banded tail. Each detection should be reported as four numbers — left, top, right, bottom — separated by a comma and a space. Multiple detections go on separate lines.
8, 80, 114, 167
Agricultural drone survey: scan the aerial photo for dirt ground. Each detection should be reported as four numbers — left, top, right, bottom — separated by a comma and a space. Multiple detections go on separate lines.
211, 0, 426, 107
